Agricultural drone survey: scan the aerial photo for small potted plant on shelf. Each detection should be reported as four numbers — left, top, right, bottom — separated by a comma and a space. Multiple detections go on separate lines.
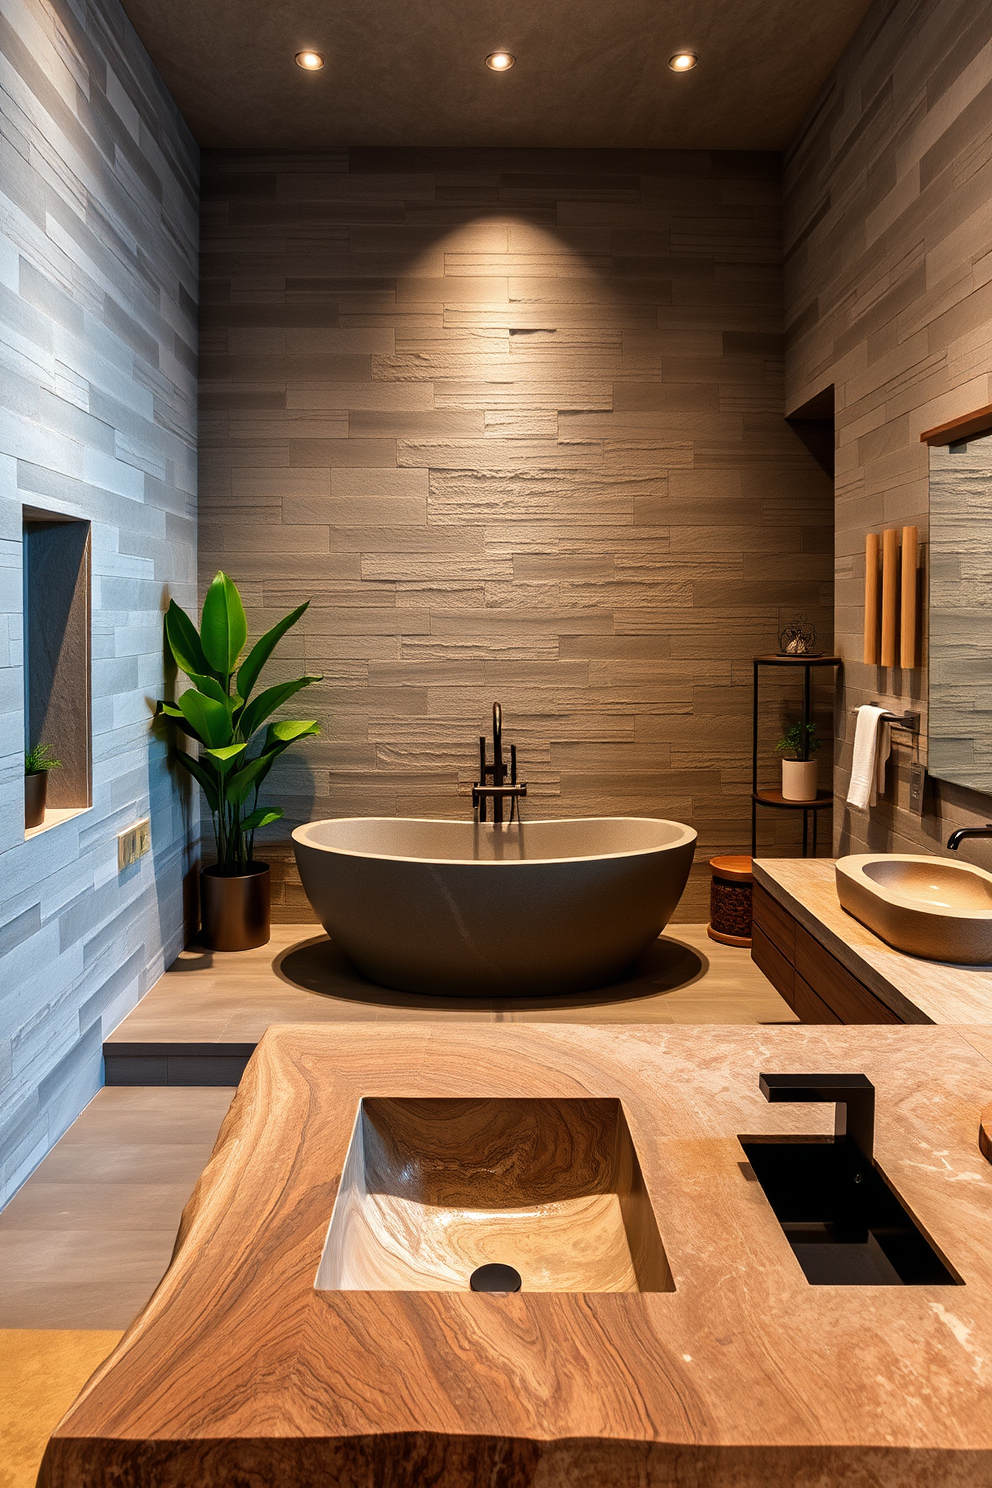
24, 743, 61, 829
157, 571, 322, 952
776, 721, 820, 802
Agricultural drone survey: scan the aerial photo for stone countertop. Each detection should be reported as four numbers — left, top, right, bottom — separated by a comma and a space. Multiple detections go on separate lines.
42, 1023, 992, 1488
753, 858, 992, 1025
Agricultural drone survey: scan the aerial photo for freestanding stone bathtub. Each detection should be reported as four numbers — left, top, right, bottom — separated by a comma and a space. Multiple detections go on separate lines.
292, 816, 696, 996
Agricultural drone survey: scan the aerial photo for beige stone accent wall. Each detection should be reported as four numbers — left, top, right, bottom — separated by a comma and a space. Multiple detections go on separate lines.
199, 149, 833, 920
784, 0, 992, 858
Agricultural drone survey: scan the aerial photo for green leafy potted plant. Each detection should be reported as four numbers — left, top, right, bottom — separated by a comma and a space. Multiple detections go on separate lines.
776, 721, 821, 802
24, 743, 61, 829
157, 571, 321, 951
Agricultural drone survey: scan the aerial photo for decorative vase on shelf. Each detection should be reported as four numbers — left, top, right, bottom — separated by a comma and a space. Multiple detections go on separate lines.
24, 742, 61, 830
24, 769, 47, 828
781, 759, 818, 802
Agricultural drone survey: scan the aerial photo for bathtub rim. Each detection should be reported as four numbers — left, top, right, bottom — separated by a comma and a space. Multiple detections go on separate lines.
292, 815, 697, 868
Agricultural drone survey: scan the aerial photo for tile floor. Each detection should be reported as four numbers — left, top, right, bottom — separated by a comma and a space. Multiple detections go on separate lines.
108, 922, 795, 1046
0, 1088, 235, 1330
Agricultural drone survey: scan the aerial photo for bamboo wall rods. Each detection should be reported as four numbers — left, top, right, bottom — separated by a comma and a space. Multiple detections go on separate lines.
863, 532, 880, 665
881, 527, 899, 666
864, 527, 919, 669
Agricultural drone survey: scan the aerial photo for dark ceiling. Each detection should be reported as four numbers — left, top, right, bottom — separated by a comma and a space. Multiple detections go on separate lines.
121, 0, 874, 150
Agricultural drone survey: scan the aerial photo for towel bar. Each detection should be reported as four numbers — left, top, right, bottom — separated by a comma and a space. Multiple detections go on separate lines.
849, 706, 919, 733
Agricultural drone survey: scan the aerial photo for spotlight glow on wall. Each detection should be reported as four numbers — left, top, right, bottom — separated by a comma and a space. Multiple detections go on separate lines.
485, 51, 515, 71
295, 51, 325, 70
668, 51, 698, 71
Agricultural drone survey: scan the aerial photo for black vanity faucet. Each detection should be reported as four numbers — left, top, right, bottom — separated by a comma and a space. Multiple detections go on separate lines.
473, 702, 527, 825
946, 823, 992, 850
759, 1072, 875, 1164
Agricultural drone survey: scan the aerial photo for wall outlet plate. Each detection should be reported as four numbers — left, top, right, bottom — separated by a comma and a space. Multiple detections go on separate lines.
909, 762, 926, 815
118, 818, 150, 871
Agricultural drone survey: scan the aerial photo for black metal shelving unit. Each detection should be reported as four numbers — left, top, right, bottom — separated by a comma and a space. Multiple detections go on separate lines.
751, 654, 841, 859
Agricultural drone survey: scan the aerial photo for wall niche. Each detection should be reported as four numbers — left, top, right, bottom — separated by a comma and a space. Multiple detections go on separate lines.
22, 507, 92, 830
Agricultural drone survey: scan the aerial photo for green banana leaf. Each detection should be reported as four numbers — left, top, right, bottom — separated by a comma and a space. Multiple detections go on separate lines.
237, 675, 321, 741
236, 602, 309, 703
187, 673, 232, 708
164, 601, 211, 679
203, 743, 248, 770
199, 571, 247, 676
241, 806, 284, 833
174, 750, 220, 812
267, 719, 320, 744
245, 721, 320, 796
226, 752, 277, 806
177, 690, 233, 748
156, 700, 204, 744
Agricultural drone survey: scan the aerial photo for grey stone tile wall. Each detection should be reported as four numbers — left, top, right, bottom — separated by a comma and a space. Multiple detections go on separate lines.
0, 0, 198, 1205
784, 0, 992, 861
199, 148, 834, 922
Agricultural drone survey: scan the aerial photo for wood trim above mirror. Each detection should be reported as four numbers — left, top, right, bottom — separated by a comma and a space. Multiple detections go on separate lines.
920, 402, 992, 445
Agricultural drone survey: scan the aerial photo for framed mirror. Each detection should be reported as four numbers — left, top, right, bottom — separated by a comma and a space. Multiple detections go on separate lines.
927, 414, 992, 792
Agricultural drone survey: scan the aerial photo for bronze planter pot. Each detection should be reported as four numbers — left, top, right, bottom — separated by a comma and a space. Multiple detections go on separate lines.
25, 771, 48, 829
201, 863, 271, 951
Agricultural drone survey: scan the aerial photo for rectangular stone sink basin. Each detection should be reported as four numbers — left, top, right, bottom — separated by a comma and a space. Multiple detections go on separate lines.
316, 1097, 672, 1292
836, 853, 992, 964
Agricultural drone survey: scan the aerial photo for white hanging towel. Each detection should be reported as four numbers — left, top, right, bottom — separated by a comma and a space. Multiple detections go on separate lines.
847, 705, 891, 810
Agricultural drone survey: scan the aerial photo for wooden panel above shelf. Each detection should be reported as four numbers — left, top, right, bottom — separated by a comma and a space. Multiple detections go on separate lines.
920, 402, 992, 445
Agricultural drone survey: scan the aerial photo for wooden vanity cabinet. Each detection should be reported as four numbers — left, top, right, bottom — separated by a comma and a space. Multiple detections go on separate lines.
751, 883, 902, 1024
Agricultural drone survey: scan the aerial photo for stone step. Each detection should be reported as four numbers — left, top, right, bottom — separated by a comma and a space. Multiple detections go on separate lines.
104, 1042, 254, 1087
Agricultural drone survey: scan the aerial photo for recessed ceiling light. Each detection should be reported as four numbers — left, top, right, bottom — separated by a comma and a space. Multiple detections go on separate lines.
668, 51, 698, 71
295, 51, 325, 70
485, 51, 515, 71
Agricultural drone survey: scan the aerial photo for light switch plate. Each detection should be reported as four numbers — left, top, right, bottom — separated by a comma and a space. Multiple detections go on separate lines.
118, 817, 151, 870
909, 762, 926, 815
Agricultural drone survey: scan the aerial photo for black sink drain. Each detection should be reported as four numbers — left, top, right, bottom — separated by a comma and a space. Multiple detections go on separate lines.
470, 1263, 521, 1293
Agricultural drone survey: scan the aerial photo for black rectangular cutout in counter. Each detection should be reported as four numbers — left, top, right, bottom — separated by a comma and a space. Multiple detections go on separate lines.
742, 1071, 960, 1287
740, 1139, 960, 1286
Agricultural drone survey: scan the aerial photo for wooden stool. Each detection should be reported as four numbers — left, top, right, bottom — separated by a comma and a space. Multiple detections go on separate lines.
707, 856, 753, 947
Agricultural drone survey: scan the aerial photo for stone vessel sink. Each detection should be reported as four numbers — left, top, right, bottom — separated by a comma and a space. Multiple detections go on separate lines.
836, 854, 992, 965
317, 1096, 672, 1292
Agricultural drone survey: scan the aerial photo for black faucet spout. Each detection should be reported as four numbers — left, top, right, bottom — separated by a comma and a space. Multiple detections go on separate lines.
492, 702, 503, 790
947, 824, 992, 850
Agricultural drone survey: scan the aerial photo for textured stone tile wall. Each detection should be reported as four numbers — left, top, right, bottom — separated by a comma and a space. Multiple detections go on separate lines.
0, 0, 198, 1204
199, 149, 834, 920
784, 0, 992, 859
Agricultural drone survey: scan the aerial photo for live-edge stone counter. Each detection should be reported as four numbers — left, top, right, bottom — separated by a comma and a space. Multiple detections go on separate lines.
42, 1023, 992, 1488
753, 859, 992, 1026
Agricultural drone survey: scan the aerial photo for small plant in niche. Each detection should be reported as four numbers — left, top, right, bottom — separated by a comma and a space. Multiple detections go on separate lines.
25, 743, 62, 775
24, 743, 61, 829
157, 572, 322, 950
776, 721, 821, 803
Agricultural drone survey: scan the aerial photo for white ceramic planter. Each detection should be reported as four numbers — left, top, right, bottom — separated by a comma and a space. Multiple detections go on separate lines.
781, 759, 818, 801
